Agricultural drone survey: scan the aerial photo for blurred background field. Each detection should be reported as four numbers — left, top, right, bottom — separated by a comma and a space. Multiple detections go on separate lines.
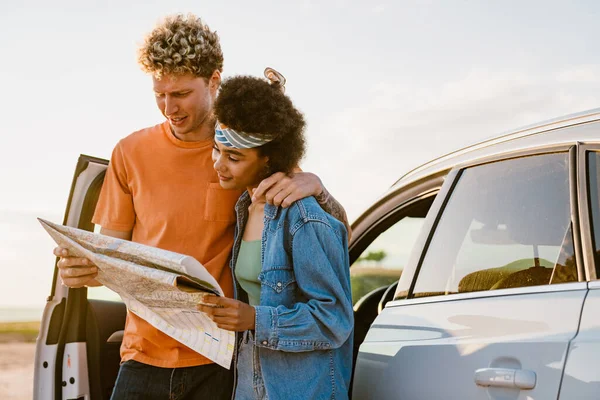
351, 265, 401, 304
0, 321, 41, 343
0, 313, 41, 400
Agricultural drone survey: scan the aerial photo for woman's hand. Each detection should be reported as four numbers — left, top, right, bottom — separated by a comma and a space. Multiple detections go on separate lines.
197, 295, 256, 332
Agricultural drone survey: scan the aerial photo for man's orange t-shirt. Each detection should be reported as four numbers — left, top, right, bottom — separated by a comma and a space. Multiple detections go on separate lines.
92, 121, 242, 368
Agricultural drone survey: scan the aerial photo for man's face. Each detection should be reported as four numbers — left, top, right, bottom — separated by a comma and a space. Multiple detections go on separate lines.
153, 72, 219, 141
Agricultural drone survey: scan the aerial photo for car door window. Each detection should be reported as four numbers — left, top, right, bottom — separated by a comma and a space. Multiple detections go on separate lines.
412, 153, 577, 299
351, 197, 433, 303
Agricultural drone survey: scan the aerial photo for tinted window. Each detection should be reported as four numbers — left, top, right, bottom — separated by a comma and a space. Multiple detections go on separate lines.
412, 153, 576, 298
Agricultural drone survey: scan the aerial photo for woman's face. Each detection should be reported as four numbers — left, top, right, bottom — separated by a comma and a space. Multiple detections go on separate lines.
212, 141, 269, 190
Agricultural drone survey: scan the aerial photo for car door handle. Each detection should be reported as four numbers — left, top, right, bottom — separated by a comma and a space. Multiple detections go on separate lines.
474, 368, 536, 390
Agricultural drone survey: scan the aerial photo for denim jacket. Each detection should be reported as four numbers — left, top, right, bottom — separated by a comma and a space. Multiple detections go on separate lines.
230, 191, 354, 400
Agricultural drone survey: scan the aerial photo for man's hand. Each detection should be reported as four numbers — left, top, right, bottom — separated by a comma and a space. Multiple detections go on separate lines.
252, 171, 323, 208
253, 171, 352, 237
53, 247, 100, 288
197, 295, 256, 332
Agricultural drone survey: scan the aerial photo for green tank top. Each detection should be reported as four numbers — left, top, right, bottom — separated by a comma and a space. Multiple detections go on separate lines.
234, 239, 262, 306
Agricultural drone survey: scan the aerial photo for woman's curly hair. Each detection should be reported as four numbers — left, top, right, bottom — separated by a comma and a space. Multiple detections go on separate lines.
215, 76, 306, 175
138, 14, 224, 79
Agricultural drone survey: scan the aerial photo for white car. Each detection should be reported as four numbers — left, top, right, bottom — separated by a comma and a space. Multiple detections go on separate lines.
351, 108, 600, 399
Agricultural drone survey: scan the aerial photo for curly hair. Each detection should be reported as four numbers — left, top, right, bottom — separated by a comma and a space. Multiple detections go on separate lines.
138, 14, 224, 79
214, 76, 306, 175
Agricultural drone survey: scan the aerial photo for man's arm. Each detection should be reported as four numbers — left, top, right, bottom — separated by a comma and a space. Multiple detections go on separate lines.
252, 171, 352, 238
54, 227, 132, 288
313, 185, 351, 238
100, 227, 133, 240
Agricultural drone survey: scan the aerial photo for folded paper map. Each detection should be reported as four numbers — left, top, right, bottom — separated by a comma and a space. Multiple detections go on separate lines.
39, 218, 235, 369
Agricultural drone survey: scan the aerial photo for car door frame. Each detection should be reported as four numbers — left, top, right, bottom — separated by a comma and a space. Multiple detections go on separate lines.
349, 174, 444, 263
556, 141, 600, 398
34, 155, 109, 400
576, 142, 600, 281
349, 172, 446, 307
392, 142, 588, 303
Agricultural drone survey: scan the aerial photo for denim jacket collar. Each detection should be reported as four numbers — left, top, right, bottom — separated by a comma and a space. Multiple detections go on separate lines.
263, 202, 278, 220
234, 190, 279, 221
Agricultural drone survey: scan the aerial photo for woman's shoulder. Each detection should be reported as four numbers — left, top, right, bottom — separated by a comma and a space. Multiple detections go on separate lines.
286, 196, 324, 220
284, 197, 347, 236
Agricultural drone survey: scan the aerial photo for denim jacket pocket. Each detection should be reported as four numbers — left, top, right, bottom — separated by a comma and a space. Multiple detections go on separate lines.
258, 267, 296, 294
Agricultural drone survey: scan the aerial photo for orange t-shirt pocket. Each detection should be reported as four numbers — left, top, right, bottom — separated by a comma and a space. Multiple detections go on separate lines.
204, 182, 240, 222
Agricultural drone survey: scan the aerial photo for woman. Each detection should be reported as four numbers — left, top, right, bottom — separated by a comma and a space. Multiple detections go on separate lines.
198, 71, 354, 400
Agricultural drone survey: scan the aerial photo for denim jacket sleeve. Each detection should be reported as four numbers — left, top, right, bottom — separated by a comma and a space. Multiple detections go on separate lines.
253, 219, 354, 352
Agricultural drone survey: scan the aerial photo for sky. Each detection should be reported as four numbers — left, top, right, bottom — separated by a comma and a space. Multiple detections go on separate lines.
2, 0, 600, 308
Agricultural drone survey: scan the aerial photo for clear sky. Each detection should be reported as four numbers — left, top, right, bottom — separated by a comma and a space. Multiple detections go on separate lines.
2, 0, 600, 307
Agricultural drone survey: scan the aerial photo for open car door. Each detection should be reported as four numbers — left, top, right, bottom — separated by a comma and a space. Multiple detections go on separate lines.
34, 155, 127, 400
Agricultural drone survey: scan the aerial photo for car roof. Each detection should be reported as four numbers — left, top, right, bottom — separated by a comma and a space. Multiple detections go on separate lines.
394, 107, 600, 190
352, 107, 600, 228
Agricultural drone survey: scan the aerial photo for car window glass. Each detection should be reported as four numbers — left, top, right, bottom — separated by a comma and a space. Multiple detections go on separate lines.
351, 215, 426, 304
412, 153, 577, 299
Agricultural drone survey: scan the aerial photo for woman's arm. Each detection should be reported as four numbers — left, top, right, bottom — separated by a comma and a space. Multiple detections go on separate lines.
253, 220, 354, 352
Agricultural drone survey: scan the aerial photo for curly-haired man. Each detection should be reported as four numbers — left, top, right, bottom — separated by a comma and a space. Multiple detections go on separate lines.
52, 13, 349, 400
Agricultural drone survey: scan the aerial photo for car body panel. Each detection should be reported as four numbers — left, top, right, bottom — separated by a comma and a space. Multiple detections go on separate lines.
60, 343, 90, 399
353, 285, 587, 399
559, 281, 600, 399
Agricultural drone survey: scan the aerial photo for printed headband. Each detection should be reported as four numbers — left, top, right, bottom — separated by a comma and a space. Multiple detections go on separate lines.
214, 121, 275, 149
214, 67, 286, 149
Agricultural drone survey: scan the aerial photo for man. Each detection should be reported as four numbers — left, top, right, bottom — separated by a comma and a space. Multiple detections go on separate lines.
54, 13, 349, 400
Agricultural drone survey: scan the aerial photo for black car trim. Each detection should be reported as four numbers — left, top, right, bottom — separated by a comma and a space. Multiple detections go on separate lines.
569, 145, 585, 282
578, 144, 600, 281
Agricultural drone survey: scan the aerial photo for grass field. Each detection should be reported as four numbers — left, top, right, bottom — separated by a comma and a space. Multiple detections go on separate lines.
350, 265, 402, 304
0, 321, 40, 343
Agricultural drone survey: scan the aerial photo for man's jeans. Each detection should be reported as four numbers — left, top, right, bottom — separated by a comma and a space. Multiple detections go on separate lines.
110, 360, 233, 400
